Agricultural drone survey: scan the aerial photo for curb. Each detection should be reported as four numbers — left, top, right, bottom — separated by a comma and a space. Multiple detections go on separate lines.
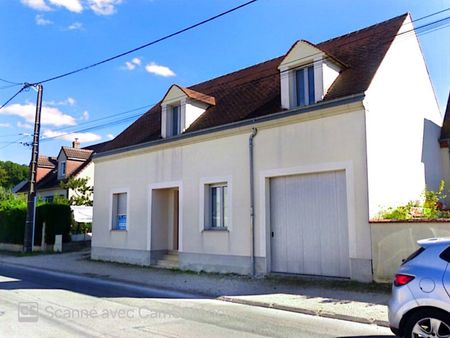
218, 296, 389, 328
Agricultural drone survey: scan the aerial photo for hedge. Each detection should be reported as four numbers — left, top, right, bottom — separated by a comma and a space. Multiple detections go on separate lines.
0, 202, 72, 245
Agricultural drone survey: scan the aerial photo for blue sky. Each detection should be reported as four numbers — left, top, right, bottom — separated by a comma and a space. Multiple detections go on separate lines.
0, 0, 449, 164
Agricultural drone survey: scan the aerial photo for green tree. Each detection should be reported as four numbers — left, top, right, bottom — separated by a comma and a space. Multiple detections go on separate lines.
0, 160, 28, 189
60, 177, 93, 206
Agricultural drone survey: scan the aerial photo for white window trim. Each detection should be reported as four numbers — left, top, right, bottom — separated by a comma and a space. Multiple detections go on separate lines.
199, 176, 232, 232
109, 187, 130, 232
161, 98, 187, 138
280, 57, 324, 110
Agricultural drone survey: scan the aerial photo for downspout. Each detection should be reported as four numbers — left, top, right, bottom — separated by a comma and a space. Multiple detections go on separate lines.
249, 127, 258, 277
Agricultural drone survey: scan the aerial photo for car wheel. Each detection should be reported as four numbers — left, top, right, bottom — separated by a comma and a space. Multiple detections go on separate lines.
403, 309, 450, 338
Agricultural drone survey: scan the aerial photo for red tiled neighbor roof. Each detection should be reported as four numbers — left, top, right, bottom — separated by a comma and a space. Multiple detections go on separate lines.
100, 14, 408, 154
62, 147, 93, 160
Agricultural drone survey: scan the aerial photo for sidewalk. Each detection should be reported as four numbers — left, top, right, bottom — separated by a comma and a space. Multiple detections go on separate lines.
0, 250, 391, 326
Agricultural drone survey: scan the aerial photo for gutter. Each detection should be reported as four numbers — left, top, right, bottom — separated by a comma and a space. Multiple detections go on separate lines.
248, 127, 257, 276
94, 93, 365, 160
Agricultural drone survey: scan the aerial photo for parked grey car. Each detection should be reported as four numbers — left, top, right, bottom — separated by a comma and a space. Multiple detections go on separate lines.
389, 238, 450, 337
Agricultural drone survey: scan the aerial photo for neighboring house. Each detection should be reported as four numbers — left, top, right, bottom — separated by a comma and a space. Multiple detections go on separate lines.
16, 139, 107, 203
91, 13, 443, 282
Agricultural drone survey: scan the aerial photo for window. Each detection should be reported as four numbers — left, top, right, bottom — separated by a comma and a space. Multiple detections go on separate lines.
112, 192, 127, 230
210, 184, 228, 228
296, 66, 315, 106
59, 161, 66, 177
171, 105, 181, 136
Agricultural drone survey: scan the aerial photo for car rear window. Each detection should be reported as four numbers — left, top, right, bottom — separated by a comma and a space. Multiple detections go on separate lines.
440, 246, 450, 263
401, 247, 425, 265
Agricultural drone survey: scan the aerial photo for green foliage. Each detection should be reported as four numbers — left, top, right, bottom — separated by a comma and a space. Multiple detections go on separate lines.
60, 177, 93, 206
0, 160, 28, 189
378, 201, 417, 220
35, 204, 72, 244
0, 200, 72, 245
378, 180, 450, 220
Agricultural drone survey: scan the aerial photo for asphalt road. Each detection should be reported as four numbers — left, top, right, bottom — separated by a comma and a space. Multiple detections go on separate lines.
0, 263, 394, 338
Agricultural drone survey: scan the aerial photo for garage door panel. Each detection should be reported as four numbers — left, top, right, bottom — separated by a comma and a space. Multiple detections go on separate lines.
270, 171, 350, 278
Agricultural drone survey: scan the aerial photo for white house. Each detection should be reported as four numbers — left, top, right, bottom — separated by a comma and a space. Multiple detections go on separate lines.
91, 13, 443, 282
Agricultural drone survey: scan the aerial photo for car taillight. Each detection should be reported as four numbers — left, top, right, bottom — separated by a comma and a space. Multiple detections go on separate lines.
394, 274, 415, 286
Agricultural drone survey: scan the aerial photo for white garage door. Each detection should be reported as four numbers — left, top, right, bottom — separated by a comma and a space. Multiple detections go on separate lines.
270, 170, 350, 278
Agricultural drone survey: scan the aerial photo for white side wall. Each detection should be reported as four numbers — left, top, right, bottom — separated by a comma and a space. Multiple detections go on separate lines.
364, 15, 443, 217
68, 162, 95, 202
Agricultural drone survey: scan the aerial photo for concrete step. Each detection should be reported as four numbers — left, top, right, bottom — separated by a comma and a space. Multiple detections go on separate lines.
155, 259, 179, 269
162, 253, 179, 262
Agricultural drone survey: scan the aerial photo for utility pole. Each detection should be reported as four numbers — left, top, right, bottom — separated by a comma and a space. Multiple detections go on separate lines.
24, 83, 43, 253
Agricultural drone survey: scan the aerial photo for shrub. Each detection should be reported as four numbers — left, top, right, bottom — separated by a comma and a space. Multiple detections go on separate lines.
0, 199, 72, 245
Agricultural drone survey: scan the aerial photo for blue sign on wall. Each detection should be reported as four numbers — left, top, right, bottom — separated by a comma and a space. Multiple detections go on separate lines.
117, 214, 127, 230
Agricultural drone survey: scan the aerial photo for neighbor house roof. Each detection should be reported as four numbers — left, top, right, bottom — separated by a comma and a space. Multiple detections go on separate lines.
37, 156, 57, 168
440, 91, 450, 146
16, 142, 108, 193
61, 147, 93, 160
99, 13, 408, 154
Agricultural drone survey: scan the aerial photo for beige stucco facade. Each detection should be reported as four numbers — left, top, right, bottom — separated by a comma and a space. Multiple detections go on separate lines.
92, 100, 374, 281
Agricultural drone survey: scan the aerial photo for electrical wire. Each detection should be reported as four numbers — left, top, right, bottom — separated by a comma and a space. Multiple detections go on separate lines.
1, 10, 449, 147
33, 15, 450, 144
31, 0, 258, 86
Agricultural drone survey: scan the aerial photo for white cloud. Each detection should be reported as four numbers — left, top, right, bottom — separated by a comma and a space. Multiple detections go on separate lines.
88, 0, 122, 15
48, 0, 83, 13
66, 97, 76, 105
124, 61, 136, 71
35, 14, 53, 25
131, 57, 141, 66
1, 103, 76, 127
106, 133, 114, 140
43, 129, 101, 142
67, 22, 83, 30
21, 0, 52, 11
145, 62, 176, 77
123, 57, 142, 71
0, 123, 11, 128
81, 111, 89, 121
17, 121, 33, 129
44, 97, 76, 106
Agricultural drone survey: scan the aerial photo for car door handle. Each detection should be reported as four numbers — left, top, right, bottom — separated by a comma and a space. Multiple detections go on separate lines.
271, 231, 274, 238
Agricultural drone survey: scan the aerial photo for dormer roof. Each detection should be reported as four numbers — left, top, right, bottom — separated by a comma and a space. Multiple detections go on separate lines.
162, 84, 216, 106
59, 147, 93, 161
279, 39, 347, 70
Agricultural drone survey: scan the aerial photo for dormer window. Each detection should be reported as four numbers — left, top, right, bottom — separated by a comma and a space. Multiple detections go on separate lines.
296, 66, 315, 107
279, 40, 344, 110
59, 161, 66, 178
160, 85, 216, 139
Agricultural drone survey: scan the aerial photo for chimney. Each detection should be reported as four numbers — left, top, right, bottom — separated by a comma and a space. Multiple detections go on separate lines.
72, 138, 80, 149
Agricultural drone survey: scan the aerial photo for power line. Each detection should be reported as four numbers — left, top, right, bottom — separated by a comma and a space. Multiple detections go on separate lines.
0, 85, 27, 111
1, 10, 449, 148
31, 0, 258, 85
38, 16, 450, 144
0, 77, 22, 85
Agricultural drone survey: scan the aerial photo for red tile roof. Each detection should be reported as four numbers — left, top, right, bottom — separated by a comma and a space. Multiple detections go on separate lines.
62, 147, 93, 160
101, 14, 408, 153
38, 156, 57, 168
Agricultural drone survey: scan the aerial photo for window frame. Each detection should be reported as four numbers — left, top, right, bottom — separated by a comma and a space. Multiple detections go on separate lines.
209, 183, 228, 229
110, 190, 129, 231
295, 65, 315, 107
171, 105, 181, 136
59, 161, 66, 178
199, 177, 232, 232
